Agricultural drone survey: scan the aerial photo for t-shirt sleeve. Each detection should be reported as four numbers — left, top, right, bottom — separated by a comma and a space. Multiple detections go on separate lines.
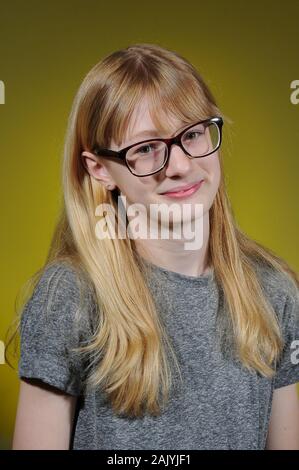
18, 262, 94, 396
273, 274, 299, 390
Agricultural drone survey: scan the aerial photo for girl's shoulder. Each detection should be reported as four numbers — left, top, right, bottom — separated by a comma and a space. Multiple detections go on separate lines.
35, 259, 90, 292
20, 259, 98, 343
18, 260, 96, 396
252, 257, 298, 303
28, 259, 95, 305
251, 258, 299, 345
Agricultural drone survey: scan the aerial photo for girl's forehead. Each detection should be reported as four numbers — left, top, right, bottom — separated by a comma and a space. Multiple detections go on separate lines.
124, 102, 185, 141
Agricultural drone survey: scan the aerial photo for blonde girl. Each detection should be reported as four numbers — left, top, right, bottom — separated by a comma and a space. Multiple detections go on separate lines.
7, 43, 299, 450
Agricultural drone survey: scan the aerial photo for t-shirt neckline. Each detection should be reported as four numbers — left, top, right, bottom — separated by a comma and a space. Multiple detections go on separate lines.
136, 253, 215, 284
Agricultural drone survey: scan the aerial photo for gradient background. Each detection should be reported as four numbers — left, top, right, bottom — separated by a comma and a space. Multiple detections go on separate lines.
0, 0, 298, 450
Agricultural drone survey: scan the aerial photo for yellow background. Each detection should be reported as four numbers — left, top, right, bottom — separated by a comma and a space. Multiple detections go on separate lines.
0, 0, 298, 449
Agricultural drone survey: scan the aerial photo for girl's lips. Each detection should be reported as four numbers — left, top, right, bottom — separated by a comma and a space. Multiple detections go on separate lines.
161, 180, 204, 199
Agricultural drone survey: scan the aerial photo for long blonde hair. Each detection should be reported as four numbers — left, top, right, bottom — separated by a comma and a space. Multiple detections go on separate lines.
6, 43, 299, 418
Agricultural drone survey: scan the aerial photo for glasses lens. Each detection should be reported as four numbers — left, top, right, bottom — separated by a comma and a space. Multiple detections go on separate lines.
126, 141, 167, 176
181, 121, 220, 157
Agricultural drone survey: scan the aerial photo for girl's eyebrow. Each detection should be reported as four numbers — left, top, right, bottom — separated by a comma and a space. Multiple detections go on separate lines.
130, 129, 162, 139
129, 122, 191, 142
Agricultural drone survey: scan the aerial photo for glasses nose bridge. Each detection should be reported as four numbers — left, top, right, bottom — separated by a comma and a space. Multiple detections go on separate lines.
166, 134, 186, 157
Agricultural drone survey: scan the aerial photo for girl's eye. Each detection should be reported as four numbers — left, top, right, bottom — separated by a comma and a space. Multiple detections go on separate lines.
139, 145, 152, 153
184, 131, 203, 141
135, 144, 157, 155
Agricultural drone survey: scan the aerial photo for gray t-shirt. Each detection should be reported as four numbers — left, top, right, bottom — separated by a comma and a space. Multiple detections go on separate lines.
18, 257, 299, 450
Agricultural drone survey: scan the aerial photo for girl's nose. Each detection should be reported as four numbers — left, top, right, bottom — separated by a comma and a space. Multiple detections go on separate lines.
164, 144, 193, 178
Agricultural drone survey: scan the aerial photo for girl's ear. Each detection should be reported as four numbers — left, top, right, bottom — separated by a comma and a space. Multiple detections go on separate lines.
81, 150, 95, 163
81, 150, 94, 158
81, 150, 97, 172
81, 150, 117, 191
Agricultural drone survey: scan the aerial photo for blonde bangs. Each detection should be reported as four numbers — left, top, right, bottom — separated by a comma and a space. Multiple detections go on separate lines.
6, 43, 298, 419
90, 51, 221, 150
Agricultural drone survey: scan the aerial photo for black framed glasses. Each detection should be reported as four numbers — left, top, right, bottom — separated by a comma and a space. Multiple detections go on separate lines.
91, 116, 223, 177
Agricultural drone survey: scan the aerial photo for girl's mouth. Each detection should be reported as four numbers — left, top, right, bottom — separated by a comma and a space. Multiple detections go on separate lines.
161, 180, 204, 199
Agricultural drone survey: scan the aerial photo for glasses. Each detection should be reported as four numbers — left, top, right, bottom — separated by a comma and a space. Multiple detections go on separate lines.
91, 116, 223, 177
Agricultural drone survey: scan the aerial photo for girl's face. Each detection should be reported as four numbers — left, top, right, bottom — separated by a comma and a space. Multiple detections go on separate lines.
83, 97, 221, 227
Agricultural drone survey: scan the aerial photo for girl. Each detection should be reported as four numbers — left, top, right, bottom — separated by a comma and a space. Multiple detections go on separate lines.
9, 43, 299, 450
